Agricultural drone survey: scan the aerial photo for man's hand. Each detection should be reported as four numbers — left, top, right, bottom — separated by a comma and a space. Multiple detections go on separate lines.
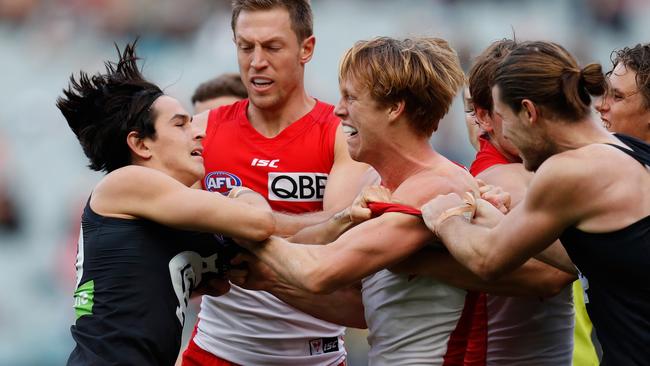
477, 179, 511, 214
193, 275, 231, 297
347, 185, 393, 224
228, 252, 279, 292
421, 192, 466, 235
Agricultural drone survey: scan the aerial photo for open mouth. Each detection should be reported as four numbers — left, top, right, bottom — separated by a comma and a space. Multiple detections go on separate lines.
251, 77, 273, 89
191, 148, 203, 157
342, 125, 358, 137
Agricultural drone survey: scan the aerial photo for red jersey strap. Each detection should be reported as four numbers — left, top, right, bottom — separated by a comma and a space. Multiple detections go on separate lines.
469, 137, 510, 177
367, 202, 422, 217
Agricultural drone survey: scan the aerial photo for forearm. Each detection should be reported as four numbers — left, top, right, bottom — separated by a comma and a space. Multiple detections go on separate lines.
289, 208, 354, 244
273, 210, 336, 237
268, 283, 366, 328
248, 237, 330, 293
397, 247, 575, 297
534, 241, 577, 275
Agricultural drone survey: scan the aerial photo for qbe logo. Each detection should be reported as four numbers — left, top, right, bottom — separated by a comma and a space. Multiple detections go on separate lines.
204, 171, 242, 195
268, 172, 328, 202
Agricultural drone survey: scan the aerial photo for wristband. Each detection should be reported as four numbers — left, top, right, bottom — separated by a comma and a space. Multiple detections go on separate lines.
434, 192, 476, 236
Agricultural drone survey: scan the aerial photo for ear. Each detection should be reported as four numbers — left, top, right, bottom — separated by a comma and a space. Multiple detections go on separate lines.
126, 131, 152, 161
520, 99, 538, 126
299, 35, 315, 65
474, 106, 494, 133
387, 100, 406, 123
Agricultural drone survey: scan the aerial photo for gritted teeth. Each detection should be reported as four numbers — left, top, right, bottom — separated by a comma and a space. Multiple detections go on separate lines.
342, 125, 358, 136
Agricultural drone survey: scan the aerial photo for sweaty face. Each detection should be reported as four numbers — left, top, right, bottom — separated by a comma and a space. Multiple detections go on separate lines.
492, 86, 553, 171
147, 96, 205, 186
596, 63, 650, 141
334, 77, 389, 165
234, 8, 307, 111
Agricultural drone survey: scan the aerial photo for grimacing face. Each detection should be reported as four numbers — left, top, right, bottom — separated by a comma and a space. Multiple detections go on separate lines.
233, 7, 311, 111
335, 76, 391, 165
146, 96, 205, 186
491, 86, 554, 171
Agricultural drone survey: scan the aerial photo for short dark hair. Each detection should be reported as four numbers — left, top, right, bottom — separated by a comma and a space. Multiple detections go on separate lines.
468, 39, 517, 113
191, 73, 247, 105
56, 41, 163, 173
493, 41, 607, 122
231, 0, 313, 43
610, 43, 650, 109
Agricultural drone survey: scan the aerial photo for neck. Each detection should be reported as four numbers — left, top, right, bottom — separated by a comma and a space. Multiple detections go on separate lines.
547, 117, 618, 153
247, 86, 315, 138
370, 129, 439, 191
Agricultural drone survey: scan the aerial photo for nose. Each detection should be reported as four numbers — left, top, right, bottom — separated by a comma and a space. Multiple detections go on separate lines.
334, 98, 347, 119
250, 46, 268, 70
192, 124, 205, 141
594, 94, 609, 114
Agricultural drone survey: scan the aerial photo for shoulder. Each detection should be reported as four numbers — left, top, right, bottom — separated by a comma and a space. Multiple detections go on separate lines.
95, 166, 174, 198
394, 163, 477, 207
193, 100, 248, 134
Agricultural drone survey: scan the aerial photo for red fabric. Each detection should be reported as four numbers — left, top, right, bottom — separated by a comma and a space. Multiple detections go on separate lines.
367, 202, 422, 217
469, 137, 510, 176
201, 99, 339, 214
463, 292, 487, 366
442, 291, 483, 366
462, 137, 509, 365
181, 337, 241, 366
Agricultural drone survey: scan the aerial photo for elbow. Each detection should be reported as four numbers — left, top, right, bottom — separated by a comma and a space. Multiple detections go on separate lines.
538, 271, 576, 298
249, 211, 276, 241
474, 258, 503, 282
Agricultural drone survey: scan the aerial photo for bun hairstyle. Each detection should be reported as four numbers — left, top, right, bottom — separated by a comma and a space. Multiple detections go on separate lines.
493, 41, 607, 122
56, 40, 163, 173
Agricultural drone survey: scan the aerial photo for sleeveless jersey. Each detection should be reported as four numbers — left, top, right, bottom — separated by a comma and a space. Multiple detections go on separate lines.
68, 200, 225, 366
467, 137, 574, 366
195, 99, 347, 366
560, 133, 650, 366
364, 203, 475, 366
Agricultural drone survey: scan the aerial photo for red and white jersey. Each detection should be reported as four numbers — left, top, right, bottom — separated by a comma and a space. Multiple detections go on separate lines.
467, 137, 574, 366
195, 99, 347, 366
362, 269, 475, 366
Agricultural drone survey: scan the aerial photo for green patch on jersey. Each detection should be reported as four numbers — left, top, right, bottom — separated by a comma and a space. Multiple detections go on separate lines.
73, 280, 94, 320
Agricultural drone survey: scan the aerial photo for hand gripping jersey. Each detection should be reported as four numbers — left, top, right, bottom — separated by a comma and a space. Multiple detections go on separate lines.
195, 99, 346, 366
560, 134, 650, 366
466, 137, 574, 366
365, 203, 477, 366
67, 200, 228, 366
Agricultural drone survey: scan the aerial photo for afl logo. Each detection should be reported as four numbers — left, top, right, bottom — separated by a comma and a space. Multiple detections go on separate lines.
204, 171, 242, 195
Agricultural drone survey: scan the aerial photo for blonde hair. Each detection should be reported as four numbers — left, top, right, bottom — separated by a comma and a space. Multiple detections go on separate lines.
339, 37, 464, 135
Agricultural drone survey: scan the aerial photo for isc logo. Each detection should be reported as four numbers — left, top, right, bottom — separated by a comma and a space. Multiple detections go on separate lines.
251, 158, 279, 168
268, 172, 328, 202
204, 171, 242, 195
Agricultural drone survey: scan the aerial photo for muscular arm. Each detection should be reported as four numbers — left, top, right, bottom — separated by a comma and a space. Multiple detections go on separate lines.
91, 166, 274, 241
392, 247, 575, 297
430, 156, 593, 281
243, 173, 477, 294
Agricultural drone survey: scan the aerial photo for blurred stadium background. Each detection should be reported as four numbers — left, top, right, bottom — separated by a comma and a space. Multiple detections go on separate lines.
0, 0, 647, 364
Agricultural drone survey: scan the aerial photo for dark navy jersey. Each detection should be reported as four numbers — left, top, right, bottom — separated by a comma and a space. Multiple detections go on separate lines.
560, 134, 650, 366
67, 199, 235, 366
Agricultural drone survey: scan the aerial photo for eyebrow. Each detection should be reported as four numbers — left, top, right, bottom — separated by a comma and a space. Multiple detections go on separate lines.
236, 35, 286, 44
169, 114, 191, 123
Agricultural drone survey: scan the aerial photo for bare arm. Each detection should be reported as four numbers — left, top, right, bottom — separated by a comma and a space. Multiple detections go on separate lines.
422, 157, 592, 281
241, 173, 477, 294
229, 253, 366, 328
391, 247, 575, 297
273, 126, 370, 236
91, 166, 274, 241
